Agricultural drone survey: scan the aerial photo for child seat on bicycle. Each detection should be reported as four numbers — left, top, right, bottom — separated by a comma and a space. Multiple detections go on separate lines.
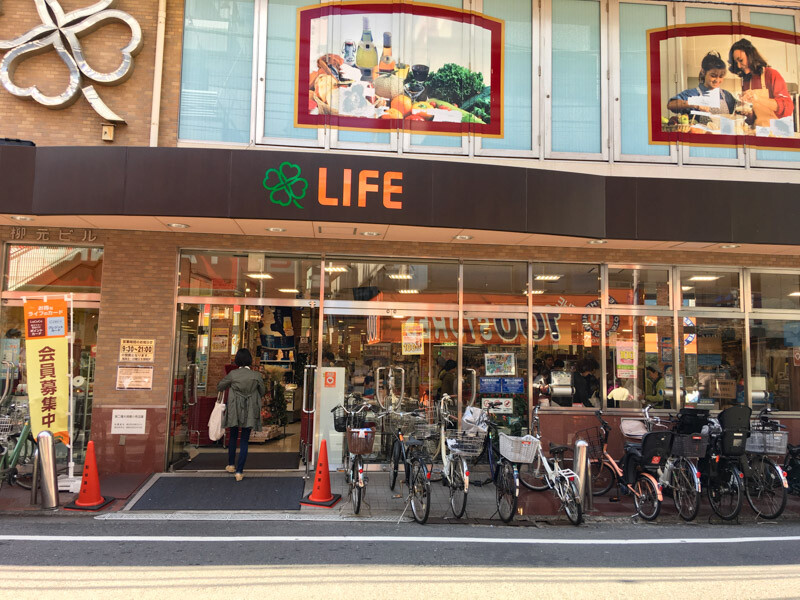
622, 431, 674, 486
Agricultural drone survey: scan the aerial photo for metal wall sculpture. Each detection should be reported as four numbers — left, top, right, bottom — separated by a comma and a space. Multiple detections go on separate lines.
0, 0, 143, 123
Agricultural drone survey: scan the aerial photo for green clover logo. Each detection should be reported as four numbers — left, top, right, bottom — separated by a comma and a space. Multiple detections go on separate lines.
262, 162, 308, 209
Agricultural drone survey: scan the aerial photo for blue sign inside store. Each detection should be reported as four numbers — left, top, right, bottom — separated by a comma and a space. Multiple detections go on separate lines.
479, 377, 524, 395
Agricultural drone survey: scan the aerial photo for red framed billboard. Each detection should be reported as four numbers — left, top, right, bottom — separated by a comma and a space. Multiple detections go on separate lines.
295, 2, 504, 136
648, 23, 800, 151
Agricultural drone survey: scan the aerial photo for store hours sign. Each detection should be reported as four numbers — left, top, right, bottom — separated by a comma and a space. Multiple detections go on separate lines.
119, 338, 155, 362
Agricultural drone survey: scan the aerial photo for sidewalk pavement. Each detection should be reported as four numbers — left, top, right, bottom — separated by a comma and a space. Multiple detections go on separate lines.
2, 466, 799, 526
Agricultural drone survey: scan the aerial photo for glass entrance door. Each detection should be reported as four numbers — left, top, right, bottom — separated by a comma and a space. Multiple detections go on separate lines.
168, 302, 317, 470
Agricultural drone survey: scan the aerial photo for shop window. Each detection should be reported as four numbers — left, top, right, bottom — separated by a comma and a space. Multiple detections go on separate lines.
530, 263, 600, 306
618, 2, 670, 158
750, 319, 800, 412
179, 0, 255, 144
462, 261, 528, 306
178, 252, 322, 299
480, 0, 533, 153
679, 317, 746, 411
605, 315, 675, 409
751, 272, 800, 310
324, 260, 458, 305
550, 0, 602, 154
607, 267, 670, 306
532, 313, 600, 408
4, 245, 103, 293
680, 269, 740, 309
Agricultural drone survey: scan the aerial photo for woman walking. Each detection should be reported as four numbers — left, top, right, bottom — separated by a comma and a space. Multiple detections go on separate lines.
217, 349, 266, 481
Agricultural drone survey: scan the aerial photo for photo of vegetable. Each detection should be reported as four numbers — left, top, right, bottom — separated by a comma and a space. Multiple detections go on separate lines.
295, 3, 503, 136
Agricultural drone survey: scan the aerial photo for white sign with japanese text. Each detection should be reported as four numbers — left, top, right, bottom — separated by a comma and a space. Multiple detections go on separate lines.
119, 338, 155, 362
110, 409, 147, 434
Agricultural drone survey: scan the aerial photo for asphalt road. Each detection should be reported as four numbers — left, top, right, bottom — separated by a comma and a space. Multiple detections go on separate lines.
1, 516, 799, 598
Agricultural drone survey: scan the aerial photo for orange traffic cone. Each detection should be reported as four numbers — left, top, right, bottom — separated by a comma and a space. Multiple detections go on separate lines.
300, 439, 341, 508
64, 441, 114, 511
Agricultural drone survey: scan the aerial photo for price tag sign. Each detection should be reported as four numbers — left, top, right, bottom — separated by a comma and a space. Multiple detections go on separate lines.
119, 338, 155, 362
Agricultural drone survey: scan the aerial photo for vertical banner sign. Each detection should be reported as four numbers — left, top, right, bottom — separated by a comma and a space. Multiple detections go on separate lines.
401, 322, 424, 356
24, 299, 69, 441
616, 341, 637, 379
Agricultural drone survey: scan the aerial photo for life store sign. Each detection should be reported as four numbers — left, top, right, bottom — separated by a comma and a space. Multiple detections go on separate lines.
24, 298, 69, 441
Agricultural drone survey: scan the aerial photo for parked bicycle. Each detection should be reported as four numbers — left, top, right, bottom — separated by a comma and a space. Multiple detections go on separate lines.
785, 440, 800, 496
742, 407, 788, 519
464, 401, 518, 522
0, 363, 35, 491
331, 395, 375, 514
438, 394, 470, 518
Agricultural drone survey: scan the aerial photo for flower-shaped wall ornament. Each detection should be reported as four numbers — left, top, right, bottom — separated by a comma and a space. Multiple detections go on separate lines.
0, 0, 143, 123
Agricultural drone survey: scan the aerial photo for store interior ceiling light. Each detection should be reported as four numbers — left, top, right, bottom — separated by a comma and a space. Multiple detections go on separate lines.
535, 275, 562, 281
789, 292, 800, 297
388, 274, 413, 280
246, 273, 273, 279
278, 288, 300, 293
525, 289, 545, 294
167, 223, 190, 229
398, 289, 419, 294
454, 235, 473, 240
10, 215, 34, 221
681, 286, 694, 291
266, 227, 286, 232
688, 275, 721, 281
325, 266, 348, 273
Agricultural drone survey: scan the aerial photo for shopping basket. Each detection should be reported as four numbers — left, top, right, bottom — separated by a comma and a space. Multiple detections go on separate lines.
499, 433, 539, 463
445, 430, 485, 457
574, 426, 604, 460
346, 426, 376, 456
746, 427, 788, 455
671, 433, 709, 458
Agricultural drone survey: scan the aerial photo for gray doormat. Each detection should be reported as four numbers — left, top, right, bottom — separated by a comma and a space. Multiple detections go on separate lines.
128, 476, 306, 511
175, 451, 300, 471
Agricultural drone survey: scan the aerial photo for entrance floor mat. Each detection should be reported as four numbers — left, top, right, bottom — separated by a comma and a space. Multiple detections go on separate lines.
127, 475, 305, 511
175, 451, 300, 471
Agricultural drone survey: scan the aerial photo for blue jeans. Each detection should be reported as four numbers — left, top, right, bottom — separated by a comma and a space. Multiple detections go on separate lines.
228, 426, 251, 473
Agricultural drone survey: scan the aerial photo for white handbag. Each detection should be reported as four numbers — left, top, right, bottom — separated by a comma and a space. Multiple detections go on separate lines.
208, 392, 226, 441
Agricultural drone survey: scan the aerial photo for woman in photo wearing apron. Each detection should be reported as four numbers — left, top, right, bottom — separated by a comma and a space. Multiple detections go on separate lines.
729, 38, 794, 134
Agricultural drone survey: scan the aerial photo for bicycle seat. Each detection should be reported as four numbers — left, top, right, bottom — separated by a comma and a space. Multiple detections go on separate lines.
549, 443, 570, 456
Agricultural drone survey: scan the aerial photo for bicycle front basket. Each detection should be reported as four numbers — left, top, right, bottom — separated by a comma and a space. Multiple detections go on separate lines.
746, 428, 788, 455
445, 430, 485, 457
574, 426, 604, 460
332, 407, 347, 433
499, 433, 539, 464
347, 427, 376, 456
671, 433, 709, 458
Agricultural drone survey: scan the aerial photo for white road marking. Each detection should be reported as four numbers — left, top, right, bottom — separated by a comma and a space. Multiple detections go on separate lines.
1, 534, 800, 545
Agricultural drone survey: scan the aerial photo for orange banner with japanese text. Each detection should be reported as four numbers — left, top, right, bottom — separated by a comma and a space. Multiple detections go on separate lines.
24, 299, 69, 442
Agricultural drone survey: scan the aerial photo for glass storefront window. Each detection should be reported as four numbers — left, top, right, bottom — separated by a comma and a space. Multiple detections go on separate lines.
608, 267, 670, 306
679, 317, 745, 410
178, 252, 322, 299
325, 260, 458, 304
4, 245, 103, 293
680, 270, 740, 308
605, 315, 674, 409
751, 272, 800, 311
0, 305, 98, 464
531, 263, 600, 306
750, 319, 800, 411
463, 261, 527, 306
532, 313, 600, 408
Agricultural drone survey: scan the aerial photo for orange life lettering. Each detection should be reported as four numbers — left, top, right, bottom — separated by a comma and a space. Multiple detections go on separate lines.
318, 168, 403, 209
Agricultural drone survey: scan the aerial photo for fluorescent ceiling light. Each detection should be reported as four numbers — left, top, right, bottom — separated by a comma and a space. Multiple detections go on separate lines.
278, 288, 300, 293
525, 289, 545, 295
535, 275, 562, 281
246, 273, 273, 279
398, 289, 419, 294
389, 274, 412, 280
688, 276, 721, 281
681, 286, 694, 291
325, 266, 348, 273
789, 292, 800, 297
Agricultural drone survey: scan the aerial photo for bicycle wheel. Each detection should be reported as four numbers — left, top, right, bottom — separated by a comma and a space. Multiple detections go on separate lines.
745, 455, 787, 520
7, 433, 35, 490
633, 474, 661, 521
707, 460, 743, 521
670, 458, 700, 522
556, 476, 583, 525
409, 458, 430, 524
389, 440, 400, 491
449, 457, 468, 518
350, 456, 362, 514
496, 459, 517, 523
519, 452, 549, 491
591, 460, 615, 497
